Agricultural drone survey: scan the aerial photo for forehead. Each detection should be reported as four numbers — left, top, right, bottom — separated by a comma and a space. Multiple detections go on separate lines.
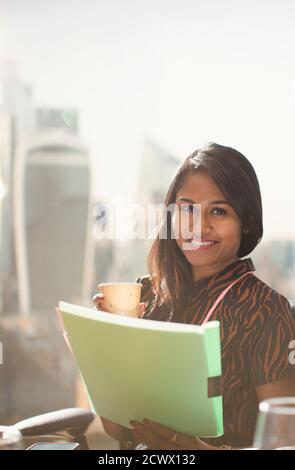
176, 172, 225, 202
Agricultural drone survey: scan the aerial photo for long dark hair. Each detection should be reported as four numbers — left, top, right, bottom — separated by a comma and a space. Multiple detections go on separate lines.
147, 142, 263, 319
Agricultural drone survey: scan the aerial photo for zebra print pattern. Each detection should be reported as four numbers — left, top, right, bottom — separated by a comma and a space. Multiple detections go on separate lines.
136, 257, 295, 448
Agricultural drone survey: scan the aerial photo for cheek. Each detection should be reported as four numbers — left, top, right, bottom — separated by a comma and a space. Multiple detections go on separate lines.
218, 218, 242, 243
172, 210, 198, 240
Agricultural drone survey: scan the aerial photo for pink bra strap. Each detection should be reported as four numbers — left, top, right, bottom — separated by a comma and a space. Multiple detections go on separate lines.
201, 271, 254, 326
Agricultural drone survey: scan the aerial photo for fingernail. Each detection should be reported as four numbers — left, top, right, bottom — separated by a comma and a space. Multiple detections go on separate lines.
129, 420, 139, 426
143, 419, 152, 425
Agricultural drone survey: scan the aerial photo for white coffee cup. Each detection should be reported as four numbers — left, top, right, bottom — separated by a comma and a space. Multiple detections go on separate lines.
98, 282, 143, 318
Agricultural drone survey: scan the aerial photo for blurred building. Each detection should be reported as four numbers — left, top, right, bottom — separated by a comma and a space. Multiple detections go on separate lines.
0, 61, 95, 313
118, 138, 180, 281
14, 129, 94, 313
0, 63, 94, 422
36, 108, 79, 135
0, 61, 34, 313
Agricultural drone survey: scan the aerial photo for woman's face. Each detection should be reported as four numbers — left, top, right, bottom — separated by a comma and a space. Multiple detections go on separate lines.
173, 171, 243, 280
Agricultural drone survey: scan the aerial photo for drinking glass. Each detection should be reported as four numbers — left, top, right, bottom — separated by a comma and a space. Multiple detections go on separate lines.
253, 397, 295, 450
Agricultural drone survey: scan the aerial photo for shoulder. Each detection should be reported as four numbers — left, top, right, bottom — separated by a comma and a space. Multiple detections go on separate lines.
238, 274, 294, 329
250, 275, 292, 315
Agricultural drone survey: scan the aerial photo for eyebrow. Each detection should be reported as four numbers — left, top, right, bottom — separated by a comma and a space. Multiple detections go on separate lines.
177, 197, 232, 206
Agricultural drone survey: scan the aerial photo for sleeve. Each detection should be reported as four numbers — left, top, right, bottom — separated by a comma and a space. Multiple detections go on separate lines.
249, 294, 295, 386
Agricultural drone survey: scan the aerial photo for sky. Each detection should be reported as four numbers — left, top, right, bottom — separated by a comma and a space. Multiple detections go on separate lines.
1, 0, 295, 239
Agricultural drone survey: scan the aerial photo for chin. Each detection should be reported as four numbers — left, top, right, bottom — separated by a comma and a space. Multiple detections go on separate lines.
185, 255, 216, 267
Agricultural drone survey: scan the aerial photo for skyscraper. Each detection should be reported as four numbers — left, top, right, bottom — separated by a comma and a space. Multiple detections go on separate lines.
0, 61, 34, 312
14, 129, 95, 313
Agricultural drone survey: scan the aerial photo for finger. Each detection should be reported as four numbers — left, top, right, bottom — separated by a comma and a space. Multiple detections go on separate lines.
95, 302, 107, 312
130, 422, 179, 450
94, 300, 101, 309
92, 293, 104, 304
132, 430, 160, 450
134, 429, 179, 450
142, 420, 200, 450
92, 294, 106, 310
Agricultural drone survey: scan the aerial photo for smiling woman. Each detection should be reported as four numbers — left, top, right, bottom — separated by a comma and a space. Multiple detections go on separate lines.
149, 141, 263, 308
96, 142, 295, 450
171, 172, 245, 281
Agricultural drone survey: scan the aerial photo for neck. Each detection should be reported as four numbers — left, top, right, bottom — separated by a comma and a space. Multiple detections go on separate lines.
192, 256, 240, 282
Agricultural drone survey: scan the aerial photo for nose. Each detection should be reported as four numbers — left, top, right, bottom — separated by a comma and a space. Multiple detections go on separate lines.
201, 210, 213, 231
189, 208, 212, 238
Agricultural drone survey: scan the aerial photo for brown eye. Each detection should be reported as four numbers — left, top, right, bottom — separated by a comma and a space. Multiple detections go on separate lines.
212, 207, 227, 215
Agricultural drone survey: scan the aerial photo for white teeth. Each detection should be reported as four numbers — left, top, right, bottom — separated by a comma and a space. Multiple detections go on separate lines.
189, 240, 217, 246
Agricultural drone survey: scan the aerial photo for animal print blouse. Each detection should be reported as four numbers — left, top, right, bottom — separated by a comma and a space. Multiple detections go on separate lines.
120, 257, 295, 449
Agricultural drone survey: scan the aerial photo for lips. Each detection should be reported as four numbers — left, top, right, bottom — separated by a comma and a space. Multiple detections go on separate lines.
183, 238, 219, 251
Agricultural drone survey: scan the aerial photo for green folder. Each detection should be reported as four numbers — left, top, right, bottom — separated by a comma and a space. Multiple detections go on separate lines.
59, 301, 223, 438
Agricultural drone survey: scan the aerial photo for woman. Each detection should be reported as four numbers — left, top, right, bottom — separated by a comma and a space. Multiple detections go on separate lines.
94, 142, 295, 450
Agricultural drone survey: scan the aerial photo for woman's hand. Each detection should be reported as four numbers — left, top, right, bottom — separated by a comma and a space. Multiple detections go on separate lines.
129, 419, 223, 450
93, 292, 146, 445
92, 293, 146, 316
100, 417, 128, 442
92, 293, 106, 311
